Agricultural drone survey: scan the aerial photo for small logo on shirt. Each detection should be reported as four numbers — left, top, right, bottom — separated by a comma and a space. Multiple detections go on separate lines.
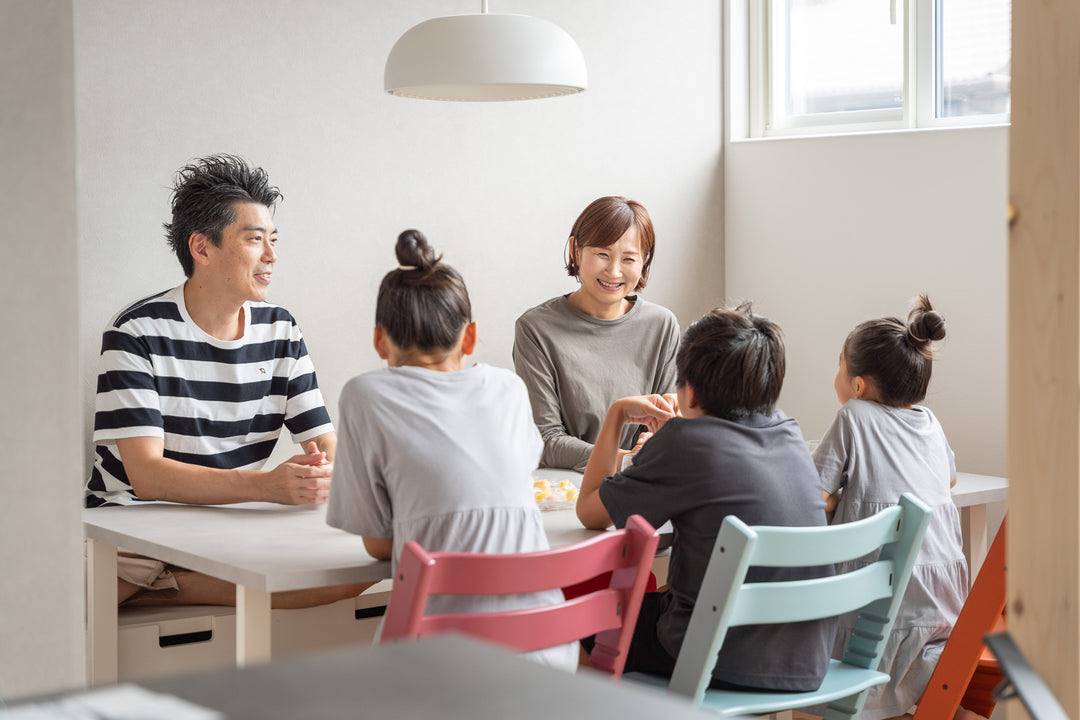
259, 368, 267, 374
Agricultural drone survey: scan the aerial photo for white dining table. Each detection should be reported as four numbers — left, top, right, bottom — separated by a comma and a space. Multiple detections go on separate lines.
83, 469, 1005, 687
83, 470, 602, 687
951, 471, 1008, 581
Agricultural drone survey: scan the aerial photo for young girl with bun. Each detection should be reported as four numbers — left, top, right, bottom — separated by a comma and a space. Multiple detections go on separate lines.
327, 229, 576, 670
514, 196, 680, 471
812, 295, 968, 720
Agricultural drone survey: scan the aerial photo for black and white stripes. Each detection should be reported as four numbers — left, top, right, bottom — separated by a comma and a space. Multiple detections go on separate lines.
85, 285, 333, 507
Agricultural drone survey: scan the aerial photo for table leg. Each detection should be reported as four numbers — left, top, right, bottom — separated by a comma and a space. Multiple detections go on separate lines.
236, 584, 272, 667
86, 538, 118, 686
960, 504, 989, 586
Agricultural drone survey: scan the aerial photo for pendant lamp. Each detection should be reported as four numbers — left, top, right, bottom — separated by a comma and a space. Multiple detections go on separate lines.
384, 1, 587, 102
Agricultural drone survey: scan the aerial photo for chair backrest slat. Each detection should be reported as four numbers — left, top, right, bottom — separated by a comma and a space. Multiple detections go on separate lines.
422, 533, 638, 595
724, 504, 903, 567
381, 513, 660, 679
728, 561, 895, 626
415, 588, 624, 651
667, 492, 932, 717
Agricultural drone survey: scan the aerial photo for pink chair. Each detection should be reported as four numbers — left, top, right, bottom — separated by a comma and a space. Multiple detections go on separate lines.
380, 514, 659, 678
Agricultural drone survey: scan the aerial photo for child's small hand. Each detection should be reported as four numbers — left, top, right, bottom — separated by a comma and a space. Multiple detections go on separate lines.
632, 432, 653, 453
619, 395, 675, 433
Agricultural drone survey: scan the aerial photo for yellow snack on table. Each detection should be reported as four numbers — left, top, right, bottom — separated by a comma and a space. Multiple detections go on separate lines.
534, 479, 552, 502
533, 477, 580, 506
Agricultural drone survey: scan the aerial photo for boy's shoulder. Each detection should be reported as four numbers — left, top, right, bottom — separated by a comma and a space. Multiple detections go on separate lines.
630, 414, 812, 493
649, 413, 794, 454
674, 410, 798, 434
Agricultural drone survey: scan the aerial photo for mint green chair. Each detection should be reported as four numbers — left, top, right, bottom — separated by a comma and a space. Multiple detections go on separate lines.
626, 493, 931, 719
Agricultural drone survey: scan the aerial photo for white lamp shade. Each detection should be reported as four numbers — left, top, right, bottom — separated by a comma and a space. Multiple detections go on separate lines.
385, 13, 587, 101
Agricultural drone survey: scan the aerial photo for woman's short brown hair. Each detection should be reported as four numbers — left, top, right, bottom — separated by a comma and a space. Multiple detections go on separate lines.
564, 196, 656, 292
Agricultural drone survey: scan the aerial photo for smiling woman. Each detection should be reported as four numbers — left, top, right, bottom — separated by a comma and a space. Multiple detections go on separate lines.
513, 197, 681, 472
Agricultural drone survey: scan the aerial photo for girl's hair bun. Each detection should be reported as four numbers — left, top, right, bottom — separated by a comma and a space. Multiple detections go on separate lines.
395, 229, 439, 272
377, 229, 471, 353
906, 293, 946, 347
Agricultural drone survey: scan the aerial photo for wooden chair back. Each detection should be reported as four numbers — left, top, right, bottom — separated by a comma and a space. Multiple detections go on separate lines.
381, 514, 659, 678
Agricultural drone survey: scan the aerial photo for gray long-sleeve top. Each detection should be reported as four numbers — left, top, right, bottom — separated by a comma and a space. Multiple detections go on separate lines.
513, 294, 680, 471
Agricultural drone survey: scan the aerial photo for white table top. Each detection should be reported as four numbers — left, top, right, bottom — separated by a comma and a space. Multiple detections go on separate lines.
540, 468, 1008, 523
543, 469, 1008, 506
84, 502, 389, 593
952, 471, 1008, 507
84, 501, 604, 594
83, 470, 603, 594
83, 469, 1006, 594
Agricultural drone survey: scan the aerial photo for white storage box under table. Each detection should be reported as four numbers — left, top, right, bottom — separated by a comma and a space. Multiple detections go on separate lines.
115, 583, 392, 682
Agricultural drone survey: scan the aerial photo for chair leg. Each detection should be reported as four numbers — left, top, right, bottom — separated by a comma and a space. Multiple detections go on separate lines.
764, 712, 794, 720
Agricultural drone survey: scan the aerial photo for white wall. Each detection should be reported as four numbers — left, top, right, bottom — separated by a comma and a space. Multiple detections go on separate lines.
725, 126, 1009, 476
74, 0, 724, 465
0, 0, 722, 700
0, 0, 86, 700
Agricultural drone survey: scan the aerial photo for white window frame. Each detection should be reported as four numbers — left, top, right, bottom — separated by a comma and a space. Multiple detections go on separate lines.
742, 0, 1010, 138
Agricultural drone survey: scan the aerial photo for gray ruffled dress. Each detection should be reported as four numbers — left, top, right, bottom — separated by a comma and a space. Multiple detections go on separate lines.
813, 399, 968, 720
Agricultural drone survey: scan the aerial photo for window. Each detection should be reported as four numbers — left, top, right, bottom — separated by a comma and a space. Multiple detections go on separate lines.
746, 0, 1011, 136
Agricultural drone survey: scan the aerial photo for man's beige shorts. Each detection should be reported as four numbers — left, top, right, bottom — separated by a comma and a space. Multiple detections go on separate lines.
117, 551, 180, 605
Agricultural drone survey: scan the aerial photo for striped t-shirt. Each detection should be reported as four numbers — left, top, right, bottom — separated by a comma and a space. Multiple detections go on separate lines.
85, 285, 334, 507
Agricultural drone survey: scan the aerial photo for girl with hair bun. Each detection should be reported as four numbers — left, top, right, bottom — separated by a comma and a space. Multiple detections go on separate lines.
327, 229, 576, 671
812, 295, 968, 720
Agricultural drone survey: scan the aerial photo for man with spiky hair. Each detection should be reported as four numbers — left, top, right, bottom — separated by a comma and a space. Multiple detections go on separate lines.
86, 154, 370, 607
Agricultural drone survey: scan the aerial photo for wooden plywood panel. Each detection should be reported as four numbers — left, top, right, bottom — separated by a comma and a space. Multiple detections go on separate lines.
1008, 0, 1080, 716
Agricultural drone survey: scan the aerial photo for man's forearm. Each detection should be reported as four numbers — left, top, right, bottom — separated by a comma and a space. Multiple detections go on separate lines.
311, 432, 337, 463
126, 455, 261, 505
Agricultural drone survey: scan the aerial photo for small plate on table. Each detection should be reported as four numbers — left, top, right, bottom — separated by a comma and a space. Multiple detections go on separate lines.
534, 477, 579, 512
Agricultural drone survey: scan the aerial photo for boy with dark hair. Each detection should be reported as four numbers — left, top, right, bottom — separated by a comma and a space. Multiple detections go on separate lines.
86, 154, 371, 608
576, 303, 836, 691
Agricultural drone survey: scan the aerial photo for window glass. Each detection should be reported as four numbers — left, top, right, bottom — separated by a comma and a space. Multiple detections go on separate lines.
775, 0, 902, 119
754, 0, 1012, 136
938, 0, 1011, 118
